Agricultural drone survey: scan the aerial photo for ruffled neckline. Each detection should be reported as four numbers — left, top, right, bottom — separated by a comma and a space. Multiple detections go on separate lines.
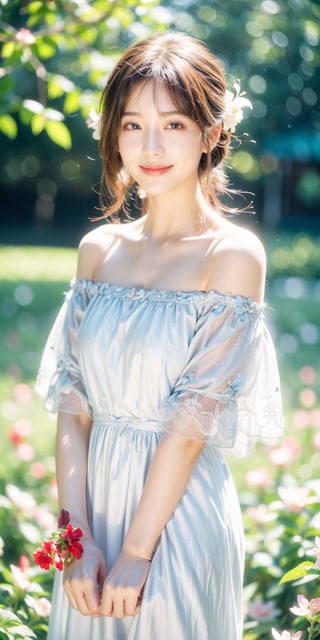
71, 278, 264, 314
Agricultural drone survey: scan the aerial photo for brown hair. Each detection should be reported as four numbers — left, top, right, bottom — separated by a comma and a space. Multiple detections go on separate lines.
99, 31, 232, 217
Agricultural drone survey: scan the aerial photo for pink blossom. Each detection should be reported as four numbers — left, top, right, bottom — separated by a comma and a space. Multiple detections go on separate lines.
278, 486, 310, 513
33, 597, 51, 617
7, 418, 32, 444
30, 462, 47, 479
245, 504, 275, 524
16, 442, 35, 461
14, 382, 33, 403
290, 594, 320, 617
25, 594, 51, 617
299, 365, 316, 385
245, 466, 273, 490
299, 387, 317, 408
248, 596, 281, 621
272, 629, 302, 640
292, 410, 311, 430
313, 432, 320, 450
32, 505, 56, 532
6, 483, 36, 513
10, 564, 30, 590
7, 426, 23, 445
0, 537, 4, 557
14, 418, 32, 436
49, 477, 58, 502
15, 28, 36, 45
310, 536, 320, 569
19, 555, 30, 572
311, 409, 320, 428
268, 437, 301, 467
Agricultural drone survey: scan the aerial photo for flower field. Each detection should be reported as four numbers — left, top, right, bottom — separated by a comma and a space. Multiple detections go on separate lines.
0, 234, 319, 639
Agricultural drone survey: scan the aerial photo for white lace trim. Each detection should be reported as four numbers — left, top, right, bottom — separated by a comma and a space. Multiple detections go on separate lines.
160, 391, 284, 457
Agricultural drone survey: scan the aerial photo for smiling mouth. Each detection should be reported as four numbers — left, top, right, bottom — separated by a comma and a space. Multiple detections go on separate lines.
140, 165, 173, 175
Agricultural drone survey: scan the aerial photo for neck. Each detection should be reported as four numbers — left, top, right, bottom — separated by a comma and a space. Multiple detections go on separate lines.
140, 185, 216, 241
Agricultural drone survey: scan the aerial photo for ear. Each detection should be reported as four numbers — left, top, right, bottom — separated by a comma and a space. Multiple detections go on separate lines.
202, 123, 222, 153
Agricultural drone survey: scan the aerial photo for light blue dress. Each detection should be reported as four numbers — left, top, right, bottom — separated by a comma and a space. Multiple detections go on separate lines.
36, 279, 283, 640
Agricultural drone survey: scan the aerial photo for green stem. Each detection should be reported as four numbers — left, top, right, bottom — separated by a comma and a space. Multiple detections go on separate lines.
308, 618, 320, 640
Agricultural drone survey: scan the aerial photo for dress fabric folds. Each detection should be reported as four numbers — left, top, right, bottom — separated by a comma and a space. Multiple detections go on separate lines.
36, 279, 284, 640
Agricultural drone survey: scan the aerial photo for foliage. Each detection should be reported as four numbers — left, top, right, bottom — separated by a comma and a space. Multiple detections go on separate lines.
1, 0, 320, 229
0, 235, 319, 638
0, 0, 167, 147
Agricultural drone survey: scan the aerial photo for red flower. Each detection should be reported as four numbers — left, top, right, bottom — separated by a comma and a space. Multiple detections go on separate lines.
58, 509, 70, 528
34, 547, 53, 571
67, 541, 83, 559
33, 509, 83, 572
62, 523, 83, 543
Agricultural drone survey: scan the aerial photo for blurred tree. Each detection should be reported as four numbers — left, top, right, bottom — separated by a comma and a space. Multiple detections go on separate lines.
0, 0, 170, 146
161, 0, 320, 174
161, 0, 320, 228
0, 0, 170, 237
0, 0, 319, 235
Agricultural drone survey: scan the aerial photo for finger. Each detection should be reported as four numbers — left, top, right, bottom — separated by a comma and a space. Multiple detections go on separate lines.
113, 597, 126, 619
81, 578, 101, 613
124, 589, 141, 617
63, 585, 78, 611
64, 577, 100, 616
100, 584, 114, 617
97, 561, 108, 588
65, 583, 90, 616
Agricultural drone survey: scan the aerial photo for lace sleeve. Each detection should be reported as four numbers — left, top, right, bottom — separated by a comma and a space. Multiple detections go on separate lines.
160, 296, 284, 457
35, 280, 92, 417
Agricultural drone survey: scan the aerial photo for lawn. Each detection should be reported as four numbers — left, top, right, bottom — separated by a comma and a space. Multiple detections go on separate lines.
0, 235, 319, 639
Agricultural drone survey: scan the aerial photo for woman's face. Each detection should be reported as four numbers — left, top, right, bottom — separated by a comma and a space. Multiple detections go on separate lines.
118, 81, 207, 199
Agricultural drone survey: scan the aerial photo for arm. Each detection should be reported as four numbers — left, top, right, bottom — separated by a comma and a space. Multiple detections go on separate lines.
100, 434, 205, 618
55, 238, 108, 615
56, 412, 107, 616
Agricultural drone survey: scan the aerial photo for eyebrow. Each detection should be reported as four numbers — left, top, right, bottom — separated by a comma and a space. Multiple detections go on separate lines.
122, 110, 183, 117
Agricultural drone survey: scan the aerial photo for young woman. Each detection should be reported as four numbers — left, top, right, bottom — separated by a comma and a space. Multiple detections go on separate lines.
37, 31, 284, 640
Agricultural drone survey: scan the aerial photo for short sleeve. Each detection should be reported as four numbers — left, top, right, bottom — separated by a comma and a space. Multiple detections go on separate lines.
160, 295, 284, 457
35, 280, 91, 417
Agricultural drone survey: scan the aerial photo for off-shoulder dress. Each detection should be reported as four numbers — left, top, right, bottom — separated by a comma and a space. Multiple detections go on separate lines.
36, 279, 284, 640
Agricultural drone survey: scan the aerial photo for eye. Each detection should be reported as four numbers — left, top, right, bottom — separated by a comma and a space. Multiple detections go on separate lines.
166, 122, 183, 130
123, 122, 141, 130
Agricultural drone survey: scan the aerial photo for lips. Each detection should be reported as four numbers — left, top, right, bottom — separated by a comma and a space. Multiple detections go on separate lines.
140, 165, 173, 176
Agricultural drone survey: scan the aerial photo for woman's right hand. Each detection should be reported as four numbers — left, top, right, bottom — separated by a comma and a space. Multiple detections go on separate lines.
63, 539, 107, 616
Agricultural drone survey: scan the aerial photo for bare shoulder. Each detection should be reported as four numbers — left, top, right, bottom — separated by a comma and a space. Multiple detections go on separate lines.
76, 222, 123, 280
207, 220, 266, 303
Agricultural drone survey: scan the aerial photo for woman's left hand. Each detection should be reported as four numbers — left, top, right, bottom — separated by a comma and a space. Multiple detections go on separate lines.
99, 549, 151, 618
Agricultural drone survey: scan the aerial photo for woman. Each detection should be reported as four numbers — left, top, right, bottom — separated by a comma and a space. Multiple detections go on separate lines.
37, 31, 284, 640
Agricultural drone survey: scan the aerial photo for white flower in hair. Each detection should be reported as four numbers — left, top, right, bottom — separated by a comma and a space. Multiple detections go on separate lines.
86, 108, 101, 140
224, 81, 252, 133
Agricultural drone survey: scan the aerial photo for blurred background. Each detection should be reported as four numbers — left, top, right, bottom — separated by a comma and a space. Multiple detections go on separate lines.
1, 0, 319, 245
0, 2, 320, 639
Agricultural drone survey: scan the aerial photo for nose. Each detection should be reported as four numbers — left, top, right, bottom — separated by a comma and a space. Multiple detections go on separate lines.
142, 128, 164, 156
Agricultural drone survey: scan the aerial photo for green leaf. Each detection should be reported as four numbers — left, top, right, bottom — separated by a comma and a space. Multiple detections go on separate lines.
31, 113, 45, 135
64, 90, 81, 114
35, 41, 56, 59
0, 75, 15, 95
0, 610, 36, 638
280, 561, 316, 584
45, 120, 72, 149
0, 115, 17, 139
2, 42, 16, 58
47, 78, 65, 100
25, 1, 43, 14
